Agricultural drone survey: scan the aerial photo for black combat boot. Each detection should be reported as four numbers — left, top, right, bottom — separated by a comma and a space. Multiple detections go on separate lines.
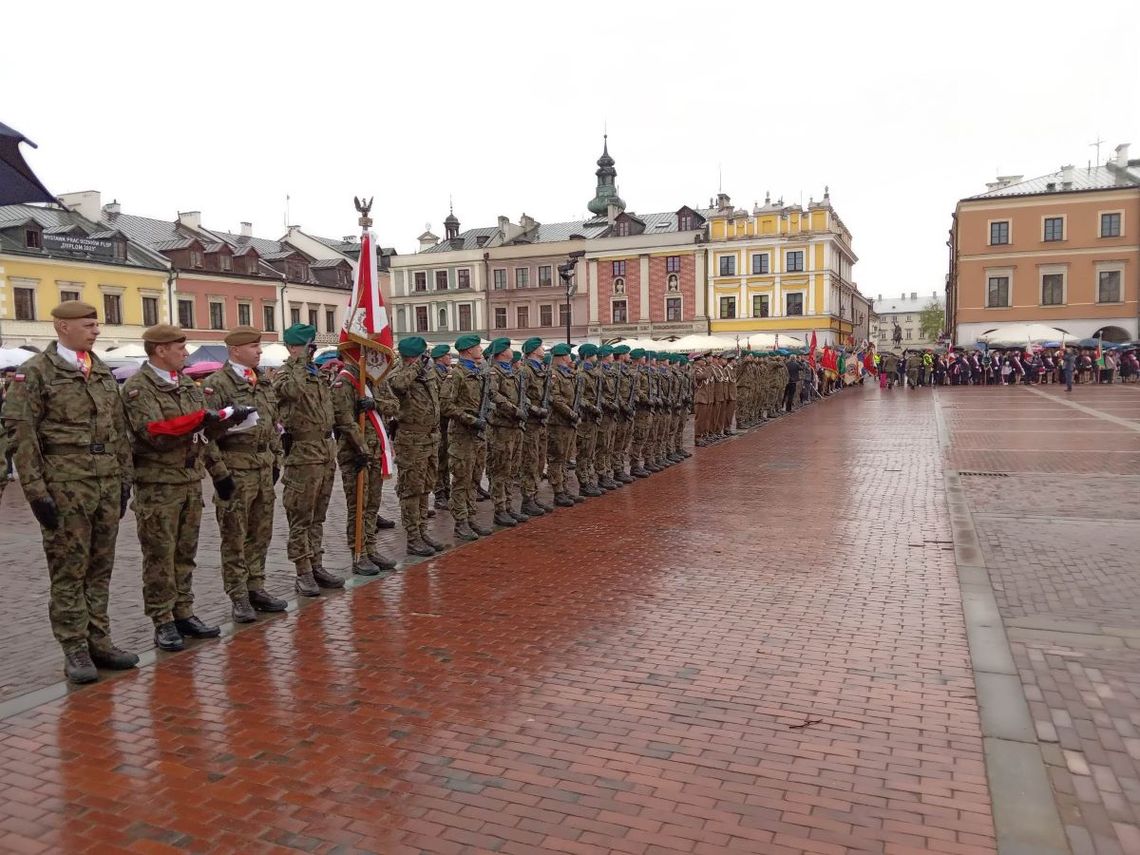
249, 589, 288, 612
312, 565, 345, 589
231, 594, 257, 623
470, 519, 494, 536
295, 568, 320, 597
154, 621, 185, 651
89, 643, 139, 670
420, 528, 446, 552
367, 551, 398, 571
454, 521, 479, 541
352, 556, 381, 577
554, 492, 575, 507
376, 514, 396, 530
175, 615, 221, 638
493, 510, 517, 527
64, 648, 98, 684
406, 537, 436, 557
521, 497, 545, 516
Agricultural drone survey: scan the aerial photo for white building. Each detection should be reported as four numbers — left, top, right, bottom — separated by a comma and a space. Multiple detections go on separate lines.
870, 291, 944, 349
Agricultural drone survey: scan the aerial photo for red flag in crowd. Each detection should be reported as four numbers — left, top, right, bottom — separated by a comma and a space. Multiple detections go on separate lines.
808, 331, 818, 369
340, 231, 395, 477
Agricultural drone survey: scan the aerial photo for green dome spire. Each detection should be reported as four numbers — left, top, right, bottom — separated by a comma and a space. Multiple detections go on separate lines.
587, 134, 625, 217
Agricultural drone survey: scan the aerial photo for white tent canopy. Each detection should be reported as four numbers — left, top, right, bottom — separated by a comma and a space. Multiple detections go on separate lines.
0, 347, 32, 370
97, 343, 148, 359
977, 324, 1077, 347
260, 343, 290, 367
744, 332, 806, 350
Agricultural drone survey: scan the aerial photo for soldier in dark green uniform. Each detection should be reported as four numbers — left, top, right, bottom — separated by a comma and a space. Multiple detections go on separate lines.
121, 324, 240, 652
274, 323, 364, 596
441, 334, 492, 541
202, 326, 288, 623
519, 337, 551, 517
486, 338, 528, 524
1, 301, 138, 683
387, 336, 443, 556
574, 343, 603, 496
546, 343, 580, 506
611, 345, 636, 483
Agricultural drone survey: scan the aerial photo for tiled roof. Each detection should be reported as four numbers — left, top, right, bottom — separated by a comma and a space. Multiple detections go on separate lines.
968, 164, 1140, 199
0, 203, 167, 269
310, 258, 347, 269
875, 294, 943, 315
210, 231, 286, 257
152, 237, 197, 251
420, 226, 498, 254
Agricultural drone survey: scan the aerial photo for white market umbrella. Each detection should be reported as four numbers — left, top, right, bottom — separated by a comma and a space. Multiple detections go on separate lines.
0, 347, 31, 369
260, 343, 289, 368
745, 332, 805, 350
978, 323, 1076, 347
103, 343, 148, 358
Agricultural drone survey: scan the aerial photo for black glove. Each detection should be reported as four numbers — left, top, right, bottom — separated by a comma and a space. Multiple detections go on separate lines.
202, 409, 223, 425
213, 475, 236, 501
228, 405, 255, 423
356, 397, 376, 415
272, 464, 281, 485
354, 452, 369, 472
120, 483, 131, 519
30, 496, 59, 530
281, 432, 293, 456
471, 417, 487, 433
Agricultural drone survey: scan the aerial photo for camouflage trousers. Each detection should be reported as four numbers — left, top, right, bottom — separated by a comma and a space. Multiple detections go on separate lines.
488, 425, 522, 513
215, 466, 275, 600
435, 417, 450, 500
520, 422, 547, 498
594, 416, 615, 478
630, 410, 651, 465
283, 459, 335, 570
40, 475, 120, 652
575, 419, 598, 488
649, 413, 665, 460
339, 453, 383, 557
672, 410, 686, 452
547, 425, 576, 494
136, 480, 204, 625
613, 416, 633, 474
725, 399, 737, 431
395, 429, 438, 539
448, 427, 482, 523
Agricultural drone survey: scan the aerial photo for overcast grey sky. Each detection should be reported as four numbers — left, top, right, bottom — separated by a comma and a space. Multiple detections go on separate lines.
6, 0, 1138, 301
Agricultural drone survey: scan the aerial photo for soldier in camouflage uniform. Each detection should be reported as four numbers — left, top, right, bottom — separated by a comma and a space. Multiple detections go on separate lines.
274, 323, 363, 597
611, 345, 636, 482
574, 344, 603, 496
595, 345, 621, 490
518, 338, 552, 517
1, 301, 138, 683
387, 336, 443, 556
670, 355, 692, 459
202, 326, 288, 624
121, 324, 242, 652
329, 356, 397, 577
441, 334, 492, 541
485, 338, 528, 524
431, 344, 452, 511
628, 348, 652, 475
545, 343, 580, 506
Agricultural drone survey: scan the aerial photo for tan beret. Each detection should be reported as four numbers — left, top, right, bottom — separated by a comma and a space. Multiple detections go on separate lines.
51, 300, 98, 320
224, 325, 262, 346
142, 323, 187, 344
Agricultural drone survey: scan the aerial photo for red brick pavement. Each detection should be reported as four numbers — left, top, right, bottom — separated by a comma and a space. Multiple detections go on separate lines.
0, 387, 998, 854
942, 385, 1140, 855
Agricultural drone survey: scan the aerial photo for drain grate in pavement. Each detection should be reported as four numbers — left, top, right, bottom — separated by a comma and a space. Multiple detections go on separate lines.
959, 471, 1010, 478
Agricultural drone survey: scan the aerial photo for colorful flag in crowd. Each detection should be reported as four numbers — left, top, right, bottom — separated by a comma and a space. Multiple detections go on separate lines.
808, 331, 818, 369
340, 231, 395, 477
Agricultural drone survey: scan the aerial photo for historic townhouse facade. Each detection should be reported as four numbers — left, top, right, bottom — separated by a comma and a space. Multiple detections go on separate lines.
948, 144, 1140, 344
0, 196, 168, 349
705, 190, 865, 346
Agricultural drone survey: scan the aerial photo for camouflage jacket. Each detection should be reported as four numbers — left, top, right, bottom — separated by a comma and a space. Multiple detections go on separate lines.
329, 366, 373, 462
121, 363, 229, 485
201, 362, 282, 471
441, 360, 484, 432
1, 342, 132, 501
521, 359, 547, 424
387, 357, 441, 433
488, 360, 524, 428
549, 363, 578, 426
598, 364, 620, 416
273, 354, 351, 464
634, 365, 651, 409
616, 363, 635, 418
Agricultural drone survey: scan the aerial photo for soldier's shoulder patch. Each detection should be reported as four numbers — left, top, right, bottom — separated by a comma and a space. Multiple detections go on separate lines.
203, 386, 215, 396
333, 380, 344, 388
12, 373, 25, 382
127, 389, 140, 399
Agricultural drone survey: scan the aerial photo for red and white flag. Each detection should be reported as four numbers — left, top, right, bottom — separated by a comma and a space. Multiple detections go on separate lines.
340, 231, 395, 477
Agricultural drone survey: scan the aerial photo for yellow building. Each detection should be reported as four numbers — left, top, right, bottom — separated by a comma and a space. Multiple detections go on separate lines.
0, 201, 169, 350
706, 191, 866, 346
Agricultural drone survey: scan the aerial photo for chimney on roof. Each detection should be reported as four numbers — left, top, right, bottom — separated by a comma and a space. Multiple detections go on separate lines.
1115, 143, 1131, 168
716, 192, 731, 211
519, 213, 536, 233
341, 235, 356, 243
910, 292, 916, 300
241, 222, 253, 237
102, 200, 121, 217
1061, 164, 1074, 189
177, 211, 201, 230
58, 191, 102, 222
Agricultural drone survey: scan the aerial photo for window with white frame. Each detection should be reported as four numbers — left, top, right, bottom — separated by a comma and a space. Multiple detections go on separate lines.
413, 271, 427, 292
665, 296, 681, 321
539, 304, 553, 327
494, 307, 507, 329
415, 306, 428, 332
515, 267, 529, 288
989, 221, 1010, 245
752, 294, 769, 318
1097, 269, 1122, 303
1043, 217, 1064, 242
457, 269, 471, 289
718, 255, 736, 276
612, 300, 627, 324
751, 253, 770, 274
719, 296, 736, 319
493, 269, 506, 290
458, 304, 473, 331
986, 275, 1010, 308
13, 287, 36, 320
786, 250, 805, 272
435, 270, 448, 291
785, 293, 804, 315
1040, 271, 1064, 306
1100, 212, 1122, 238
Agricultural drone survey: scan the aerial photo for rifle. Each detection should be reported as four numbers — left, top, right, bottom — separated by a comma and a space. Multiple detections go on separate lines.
475, 362, 493, 438
648, 365, 659, 410
592, 366, 604, 424
624, 364, 636, 417
516, 367, 529, 427
570, 370, 585, 421
539, 364, 552, 423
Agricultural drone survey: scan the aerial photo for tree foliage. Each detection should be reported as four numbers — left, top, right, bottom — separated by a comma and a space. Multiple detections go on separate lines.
919, 300, 945, 341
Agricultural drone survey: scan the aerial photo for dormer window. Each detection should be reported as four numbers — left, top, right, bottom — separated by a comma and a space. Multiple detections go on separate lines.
114, 239, 127, 261
288, 261, 307, 281
25, 229, 42, 249
220, 254, 232, 271
339, 268, 351, 286
190, 248, 204, 268
616, 221, 630, 237
679, 215, 693, 231
246, 257, 259, 275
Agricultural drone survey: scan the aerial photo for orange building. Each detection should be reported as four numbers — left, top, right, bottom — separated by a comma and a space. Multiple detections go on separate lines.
947, 144, 1140, 344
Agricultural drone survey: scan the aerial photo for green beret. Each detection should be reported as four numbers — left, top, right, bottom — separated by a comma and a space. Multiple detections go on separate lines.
488, 337, 511, 357
598, 344, 614, 357
522, 336, 543, 355
578, 343, 598, 358
51, 300, 98, 320
398, 336, 427, 357
542, 353, 552, 365
430, 344, 451, 359
679, 355, 689, 365
630, 348, 645, 359
647, 350, 657, 360
283, 323, 317, 346
550, 342, 572, 356
612, 344, 630, 355
142, 323, 187, 344
454, 333, 481, 352
510, 351, 521, 363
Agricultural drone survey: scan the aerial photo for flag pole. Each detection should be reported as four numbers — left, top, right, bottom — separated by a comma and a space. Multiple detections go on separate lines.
351, 199, 373, 567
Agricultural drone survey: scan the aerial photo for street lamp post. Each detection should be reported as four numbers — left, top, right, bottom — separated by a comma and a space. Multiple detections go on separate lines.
558, 250, 586, 346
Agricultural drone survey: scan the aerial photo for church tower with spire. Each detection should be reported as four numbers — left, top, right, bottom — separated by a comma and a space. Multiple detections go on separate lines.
587, 135, 626, 217
443, 199, 460, 240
